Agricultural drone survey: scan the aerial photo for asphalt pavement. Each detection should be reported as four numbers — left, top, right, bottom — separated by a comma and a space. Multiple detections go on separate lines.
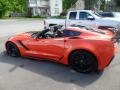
0, 19, 120, 90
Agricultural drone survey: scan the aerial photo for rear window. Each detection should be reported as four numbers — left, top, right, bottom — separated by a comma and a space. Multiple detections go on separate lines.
69, 12, 77, 20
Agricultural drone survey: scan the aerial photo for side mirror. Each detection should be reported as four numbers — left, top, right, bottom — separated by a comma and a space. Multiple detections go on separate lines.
87, 16, 95, 20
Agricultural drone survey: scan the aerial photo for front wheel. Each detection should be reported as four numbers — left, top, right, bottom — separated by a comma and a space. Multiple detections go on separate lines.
6, 42, 20, 57
69, 50, 98, 73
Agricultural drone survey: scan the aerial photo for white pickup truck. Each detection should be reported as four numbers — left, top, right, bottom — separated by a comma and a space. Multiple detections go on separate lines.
44, 10, 120, 30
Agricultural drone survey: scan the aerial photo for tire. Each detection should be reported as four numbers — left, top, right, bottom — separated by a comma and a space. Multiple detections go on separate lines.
6, 42, 20, 57
69, 50, 98, 73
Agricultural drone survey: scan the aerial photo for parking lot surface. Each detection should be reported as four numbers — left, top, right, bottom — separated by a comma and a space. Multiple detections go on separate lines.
0, 19, 120, 90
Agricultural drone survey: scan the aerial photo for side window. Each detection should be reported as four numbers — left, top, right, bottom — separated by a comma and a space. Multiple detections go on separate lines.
79, 12, 92, 20
63, 30, 81, 37
69, 12, 77, 20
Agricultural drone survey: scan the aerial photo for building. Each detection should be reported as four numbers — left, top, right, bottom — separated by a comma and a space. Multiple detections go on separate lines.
28, 0, 63, 16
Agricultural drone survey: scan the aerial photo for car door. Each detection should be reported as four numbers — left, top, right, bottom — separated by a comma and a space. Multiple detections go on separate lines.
66, 11, 78, 27
78, 12, 97, 28
66, 11, 97, 28
40, 38, 65, 60
24, 35, 65, 61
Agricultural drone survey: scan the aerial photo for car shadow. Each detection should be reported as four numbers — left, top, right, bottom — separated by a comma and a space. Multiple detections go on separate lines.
0, 51, 103, 87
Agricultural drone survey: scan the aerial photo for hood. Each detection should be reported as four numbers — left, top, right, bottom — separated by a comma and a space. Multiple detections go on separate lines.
19, 31, 39, 36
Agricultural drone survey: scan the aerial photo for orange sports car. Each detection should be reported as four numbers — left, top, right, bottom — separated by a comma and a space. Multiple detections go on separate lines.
5, 26, 117, 73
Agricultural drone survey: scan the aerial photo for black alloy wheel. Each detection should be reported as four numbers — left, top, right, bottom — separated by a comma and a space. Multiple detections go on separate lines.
6, 42, 20, 57
69, 50, 98, 73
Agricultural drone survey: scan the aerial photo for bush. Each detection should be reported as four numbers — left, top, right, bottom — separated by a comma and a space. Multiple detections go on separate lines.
50, 15, 66, 19
26, 15, 47, 19
0, 9, 5, 18
0, 11, 3, 18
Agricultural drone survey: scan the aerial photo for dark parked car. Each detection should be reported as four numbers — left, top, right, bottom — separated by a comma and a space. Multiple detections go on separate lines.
99, 12, 120, 18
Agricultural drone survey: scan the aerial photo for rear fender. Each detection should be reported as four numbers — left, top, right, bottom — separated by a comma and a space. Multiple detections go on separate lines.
61, 43, 101, 68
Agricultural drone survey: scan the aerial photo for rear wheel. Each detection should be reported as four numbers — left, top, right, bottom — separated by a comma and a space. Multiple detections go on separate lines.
69, 50, 98, 73
6, 42, 20, 57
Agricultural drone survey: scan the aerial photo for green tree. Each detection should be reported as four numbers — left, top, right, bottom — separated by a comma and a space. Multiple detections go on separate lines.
0, 0, 27, 18
8, 0, 27, 13
0, 0, 9, 18
63, 0, 78, 11
85, 0, 97, 10
115, 0, 120, 7
100, 0, 106, 11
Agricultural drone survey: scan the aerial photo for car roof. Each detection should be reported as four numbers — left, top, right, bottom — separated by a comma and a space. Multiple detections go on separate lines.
69, 10, 93, 13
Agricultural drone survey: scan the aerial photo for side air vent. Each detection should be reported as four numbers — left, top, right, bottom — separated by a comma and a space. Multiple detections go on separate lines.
17, 40, 29, 50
